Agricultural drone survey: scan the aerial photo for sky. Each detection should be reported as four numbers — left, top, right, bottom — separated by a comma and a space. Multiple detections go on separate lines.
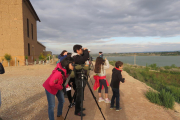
30, 0, 180, 54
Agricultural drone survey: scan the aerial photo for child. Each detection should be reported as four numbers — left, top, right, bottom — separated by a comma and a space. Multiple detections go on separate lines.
94, 57, 111, 103
110, 61, 125, 111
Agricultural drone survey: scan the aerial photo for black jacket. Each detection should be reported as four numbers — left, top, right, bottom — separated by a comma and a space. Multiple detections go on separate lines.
72, 49, 89, 64
110, 68, 125, 89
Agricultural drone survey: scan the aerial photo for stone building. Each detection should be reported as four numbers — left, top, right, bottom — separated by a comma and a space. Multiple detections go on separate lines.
0, 0, 49, 66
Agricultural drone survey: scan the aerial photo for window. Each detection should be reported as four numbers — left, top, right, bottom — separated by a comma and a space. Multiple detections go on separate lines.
31, 24, 33, 39
27, 18, 29, 37
28, 43, 30, 56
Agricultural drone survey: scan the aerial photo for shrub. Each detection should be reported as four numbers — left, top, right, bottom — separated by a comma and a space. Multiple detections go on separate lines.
163, 86, 180, 103
149, 63, 159, 70
4, 54, 12, 61
145, 90, 162, 105
145, 89, 175, 109
159, 89, 175, 109
25, 56, 28, 59
39, 53, 46, 61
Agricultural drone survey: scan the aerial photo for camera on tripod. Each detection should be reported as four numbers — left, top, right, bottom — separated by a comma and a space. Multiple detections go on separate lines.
71, 64, 90, 80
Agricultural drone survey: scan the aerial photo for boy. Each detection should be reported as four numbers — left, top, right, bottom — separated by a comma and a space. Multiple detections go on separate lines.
110, 61, 125, 111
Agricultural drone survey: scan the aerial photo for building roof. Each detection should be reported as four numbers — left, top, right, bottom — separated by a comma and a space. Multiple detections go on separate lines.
37, 41, 46, 48
24, 0, 41, 22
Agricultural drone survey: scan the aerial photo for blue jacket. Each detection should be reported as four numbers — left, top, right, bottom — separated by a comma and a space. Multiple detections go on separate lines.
58, 55, 67, 62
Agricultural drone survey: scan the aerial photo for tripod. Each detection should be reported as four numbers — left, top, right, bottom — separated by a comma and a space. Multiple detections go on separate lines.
64, 65, 106, 120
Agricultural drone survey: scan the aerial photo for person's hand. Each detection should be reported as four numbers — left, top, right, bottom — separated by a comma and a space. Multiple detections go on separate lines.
83, 48, 87, 50
68, 86, 70, 88
105, 58, 107, 61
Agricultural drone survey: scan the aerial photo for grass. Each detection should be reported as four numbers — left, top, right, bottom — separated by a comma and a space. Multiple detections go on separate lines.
109, 61, 180, 108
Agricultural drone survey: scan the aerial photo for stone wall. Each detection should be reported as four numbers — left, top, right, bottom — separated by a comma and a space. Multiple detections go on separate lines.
0, 0, 25, 66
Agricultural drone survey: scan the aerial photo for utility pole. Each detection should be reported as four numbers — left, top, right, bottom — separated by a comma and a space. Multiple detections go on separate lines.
134, 53, 136, 65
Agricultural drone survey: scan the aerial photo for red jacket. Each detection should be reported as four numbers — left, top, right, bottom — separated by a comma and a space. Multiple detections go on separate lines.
43, 63, 67, 95
93, 75, 109, 91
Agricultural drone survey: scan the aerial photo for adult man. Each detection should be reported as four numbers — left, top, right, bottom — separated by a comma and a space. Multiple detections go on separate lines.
71, 44, 89, 116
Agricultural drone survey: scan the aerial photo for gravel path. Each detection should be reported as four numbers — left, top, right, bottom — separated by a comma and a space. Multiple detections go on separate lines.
0, 63, 180, 120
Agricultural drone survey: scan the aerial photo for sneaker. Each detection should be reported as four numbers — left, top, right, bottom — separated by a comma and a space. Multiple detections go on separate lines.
98, 97, 105, 102
116, 107, 122, 111
69, 104, 73, 108
104, 98, 111, 103
72, 102, 75, 106
57, 115, 64, 120
75, 112, 86, 116
110, 107, 114, 110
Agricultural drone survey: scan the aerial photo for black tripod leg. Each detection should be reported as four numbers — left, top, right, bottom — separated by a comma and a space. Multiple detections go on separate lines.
64, 91, 76, 120
86, 81, 106, 120
81, 79, 84, 120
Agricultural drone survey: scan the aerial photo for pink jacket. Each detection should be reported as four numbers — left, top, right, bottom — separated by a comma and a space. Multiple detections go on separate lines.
43, 63, 67, 95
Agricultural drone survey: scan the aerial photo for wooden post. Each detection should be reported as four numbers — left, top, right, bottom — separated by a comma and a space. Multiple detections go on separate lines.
134, 53, 136, 65
15, 57, 17, 66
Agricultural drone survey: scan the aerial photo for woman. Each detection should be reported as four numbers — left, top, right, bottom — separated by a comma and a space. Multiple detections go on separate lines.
58, 50, 68, 62
43, 57, 74, 120
94, 57, 110, 103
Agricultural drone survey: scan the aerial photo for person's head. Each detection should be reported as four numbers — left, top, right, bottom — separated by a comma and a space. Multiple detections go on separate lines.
60, 50, 67, 56
67, 52, 72, 57
115, 61, 123, 70
94, 57, 105, 73
61, 56, 74, 73
73, 44, 83, 55
88, 49, 91, 53
99, 51, 102, 55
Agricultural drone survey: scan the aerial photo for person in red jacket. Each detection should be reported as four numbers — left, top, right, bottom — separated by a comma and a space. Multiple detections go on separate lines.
43, 57, 74, 120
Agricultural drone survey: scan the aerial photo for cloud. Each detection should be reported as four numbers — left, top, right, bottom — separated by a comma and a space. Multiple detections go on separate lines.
29, 0, 180, 53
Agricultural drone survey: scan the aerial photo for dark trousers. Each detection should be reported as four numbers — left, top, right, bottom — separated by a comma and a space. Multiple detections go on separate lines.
75, 79, 86, 114
110, 88, 120, 109
67, 90, 72, 103
98, 79, 108, 93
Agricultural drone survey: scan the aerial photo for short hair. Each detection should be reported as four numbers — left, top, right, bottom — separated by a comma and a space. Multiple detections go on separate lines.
73, 44, 82, 53
60, 50, 67, 56
115, 61, 123, 68
99, 51, 102, 54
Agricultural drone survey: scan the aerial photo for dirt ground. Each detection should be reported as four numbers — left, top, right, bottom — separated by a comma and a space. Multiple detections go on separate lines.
0, 63, 180, 120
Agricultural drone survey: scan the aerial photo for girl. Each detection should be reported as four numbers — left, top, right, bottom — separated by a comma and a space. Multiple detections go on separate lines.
43, 57, 74, 120
58, 50, 68, 62
94, 57, 110, 103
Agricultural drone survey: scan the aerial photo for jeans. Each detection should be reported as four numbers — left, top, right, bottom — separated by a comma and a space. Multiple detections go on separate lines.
45, 89, 64, 120
110, 88, 120, 109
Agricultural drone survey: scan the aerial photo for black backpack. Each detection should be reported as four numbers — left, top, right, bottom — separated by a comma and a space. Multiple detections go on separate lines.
0, 63, 5, 74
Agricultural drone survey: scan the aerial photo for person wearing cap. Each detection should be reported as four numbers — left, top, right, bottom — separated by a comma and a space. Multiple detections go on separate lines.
99, 51, 103, 58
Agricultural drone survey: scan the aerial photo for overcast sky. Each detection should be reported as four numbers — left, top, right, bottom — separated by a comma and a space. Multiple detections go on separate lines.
30, 0, 180, 54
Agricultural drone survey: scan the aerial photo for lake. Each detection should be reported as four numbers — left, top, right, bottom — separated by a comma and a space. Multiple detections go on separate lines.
95, 56, 180, 67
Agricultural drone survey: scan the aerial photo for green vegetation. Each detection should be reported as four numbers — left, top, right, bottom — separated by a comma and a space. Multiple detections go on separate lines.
145, 89, 175, 109
25, 56, 28, 59
109, 61, 180, 108
4, 54, 12, 61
